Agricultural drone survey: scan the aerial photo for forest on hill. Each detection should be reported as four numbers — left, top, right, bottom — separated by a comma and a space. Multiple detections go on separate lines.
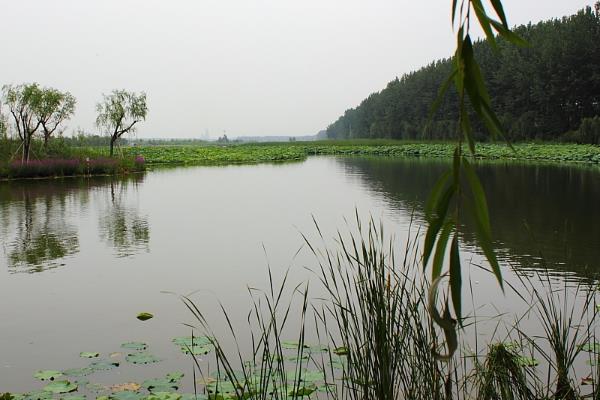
326, 4, 600, 143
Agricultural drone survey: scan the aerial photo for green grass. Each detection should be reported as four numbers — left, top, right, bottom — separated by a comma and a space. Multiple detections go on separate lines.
112, 141, 600, 166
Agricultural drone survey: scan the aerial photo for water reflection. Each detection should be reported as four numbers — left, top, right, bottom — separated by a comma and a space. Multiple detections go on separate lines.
0, 174, 149, 272
99, 180, 150, 257
338, 157, 600, 279
5, 191, 79, 273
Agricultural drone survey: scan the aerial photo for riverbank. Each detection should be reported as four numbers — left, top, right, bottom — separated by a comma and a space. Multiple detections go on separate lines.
117, 141, 600, 166
1, 141, 599, 180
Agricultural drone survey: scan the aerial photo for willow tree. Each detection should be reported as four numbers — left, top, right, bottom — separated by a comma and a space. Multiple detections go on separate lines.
1, 83, 43, 162
37, 88, 76, 148
96, 90, 147, 156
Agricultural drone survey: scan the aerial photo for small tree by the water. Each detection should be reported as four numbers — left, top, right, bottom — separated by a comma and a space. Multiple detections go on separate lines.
96, 90, 147, 157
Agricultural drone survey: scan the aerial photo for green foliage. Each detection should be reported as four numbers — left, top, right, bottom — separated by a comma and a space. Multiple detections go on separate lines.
96, 90, 147, 156
326, 5, 600, 142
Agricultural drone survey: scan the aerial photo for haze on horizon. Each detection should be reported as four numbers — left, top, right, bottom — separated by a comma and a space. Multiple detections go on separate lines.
0, 0, 592, 139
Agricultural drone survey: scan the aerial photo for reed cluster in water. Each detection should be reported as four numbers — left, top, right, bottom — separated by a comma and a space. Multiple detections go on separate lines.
181, 217, 600, 400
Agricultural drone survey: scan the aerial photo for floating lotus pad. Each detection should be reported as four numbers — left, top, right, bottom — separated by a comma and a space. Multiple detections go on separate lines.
62, 368, 93, 377
86, 382, 109, 393
125, 352, 161, 365
141, 378, 179, 393
166, 372, 184, 382
111, 382, 141, 392
34, 370, 64, 381
146, 393, 181, 400
61, 396, 86, 400
581, 342, 600, 353
515, 356, 539, 367
21, 391, 53, 400
121, 342, 148, 351
281, 341, 309, 350
136, 312, 154, 321
80, 352, 100, 359
42, 381, 78, 394
109, 392, 144, 400
89, 361, 120, 371
179, 344, 214, 356
179, 394, 209, 400
171, 336, 212, 347
332, 346, 349, 356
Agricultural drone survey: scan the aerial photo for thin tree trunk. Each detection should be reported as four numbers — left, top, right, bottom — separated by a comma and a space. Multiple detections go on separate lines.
110, 137, 115, 157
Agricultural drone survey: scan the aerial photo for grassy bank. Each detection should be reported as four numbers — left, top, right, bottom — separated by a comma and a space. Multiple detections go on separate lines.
115, 141, 600, 166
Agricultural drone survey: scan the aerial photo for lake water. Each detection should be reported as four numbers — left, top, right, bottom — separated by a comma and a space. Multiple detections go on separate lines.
1, 156, 599, 393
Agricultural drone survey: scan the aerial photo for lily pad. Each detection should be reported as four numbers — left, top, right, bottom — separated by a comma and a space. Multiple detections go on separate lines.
22, 391, 53, 400
332, 346, 349, 356
121, 342, 148, 352
62, 368, 93, 377
281, 341, 309, 350
43, 381, 77, 394
288, 384, 317, 397
80, 352, 100, 359
166, 372, 184, 382
125, 352, 161, 365
109, 392, 144, 400
581, 342, 600, 353
172, 336, 212, 347
89, 360, 120, 371
111, 382, 141, 392
61, 396, 86, 400
146, 393, 181, 400
34, 370, 64, 381
141, 378, 178, 393
515, 356, 539, 367
179, 344, 214, 355
136, 312, 154, 321
86, 383, 109, 393
205, 381, 238, 395
179, 395, 208, 400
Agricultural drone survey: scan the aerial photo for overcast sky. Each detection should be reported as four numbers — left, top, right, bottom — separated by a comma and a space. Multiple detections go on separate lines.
0, 0, 593, 138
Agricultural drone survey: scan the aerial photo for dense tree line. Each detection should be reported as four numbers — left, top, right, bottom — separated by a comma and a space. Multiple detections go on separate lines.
327, 4, 600, 143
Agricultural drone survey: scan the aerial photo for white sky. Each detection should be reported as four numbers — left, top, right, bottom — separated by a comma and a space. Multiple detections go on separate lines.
0, 0, 593, 138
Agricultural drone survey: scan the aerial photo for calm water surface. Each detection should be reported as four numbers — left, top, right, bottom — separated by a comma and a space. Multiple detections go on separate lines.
0, 156, 599, 392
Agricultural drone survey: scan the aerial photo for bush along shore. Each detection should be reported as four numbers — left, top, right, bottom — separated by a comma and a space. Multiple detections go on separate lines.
0, 155, 145, 180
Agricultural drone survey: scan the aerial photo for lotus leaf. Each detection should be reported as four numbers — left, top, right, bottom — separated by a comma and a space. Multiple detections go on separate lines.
42, 381, 77, 394
146, 393, 181, 400
89, 361, 119, 371
34, 370, 63, 381
121, 342, 147, 351
308, 344, 329, 353
21, 391, 53, 400
288, 384, 316, 397
581, 342, 600, 353
172, 337, 212, 347
332, 346, 349, 356
62, 368, 93, 377
515, 356, 539, 367
111, 383, 141, 392
205, 381, 238, 395
109, 392, 144, 400
281, 341, 308, 350
61, 396, 86, 400
136, 312, 154, 321
141, 378, 178, 392
80, 352, 100, 359
86, 383, 109, 393
125, 352, 161, 365
179, 344, 214, 355
166, 372, 184, 382
179, 394, 208, 400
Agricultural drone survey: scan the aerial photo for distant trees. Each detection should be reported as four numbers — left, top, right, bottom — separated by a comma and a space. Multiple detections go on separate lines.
96, 90, 147, 157
1, 83, 76, 161
327, 4, 600, 142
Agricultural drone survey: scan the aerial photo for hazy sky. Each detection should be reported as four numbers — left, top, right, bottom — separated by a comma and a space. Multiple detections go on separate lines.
0, 0, 593, 138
